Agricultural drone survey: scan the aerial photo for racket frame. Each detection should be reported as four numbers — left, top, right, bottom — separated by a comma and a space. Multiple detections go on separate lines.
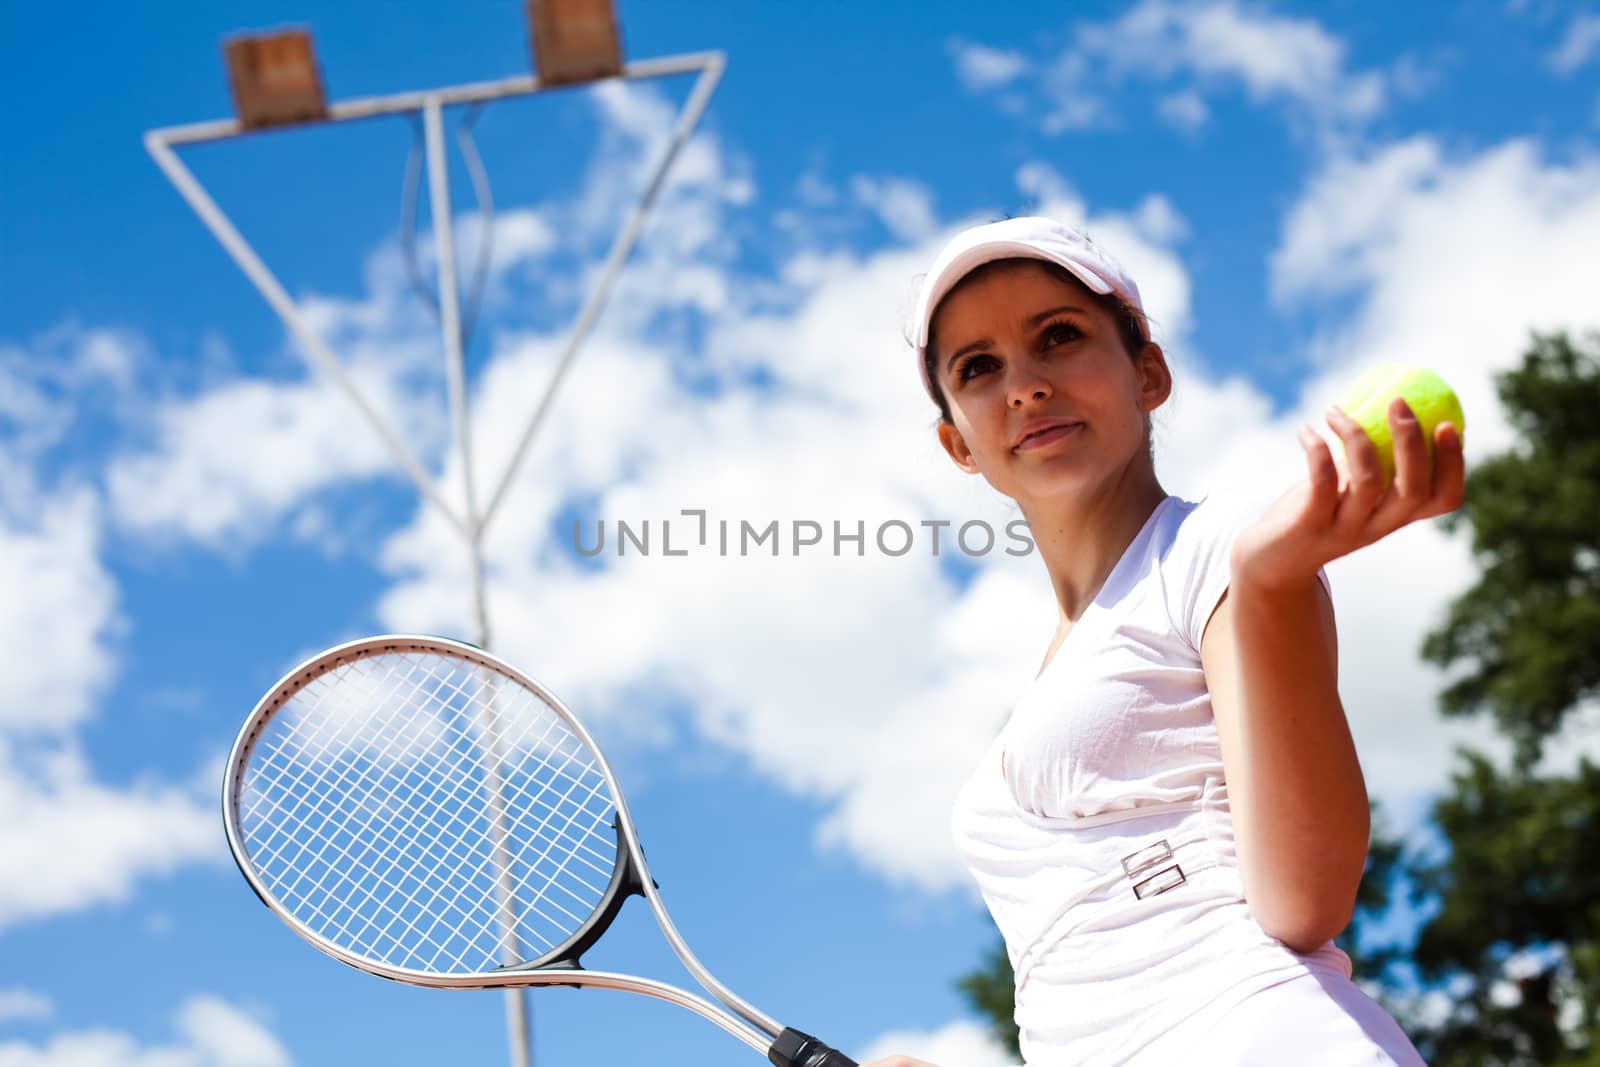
221, 634, 785, 1056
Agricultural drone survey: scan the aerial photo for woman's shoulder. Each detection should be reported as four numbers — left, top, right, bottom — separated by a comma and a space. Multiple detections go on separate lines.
1162, 481, 1335, 609
1166, 483, 1280, 549
1152, 485, 1279, 601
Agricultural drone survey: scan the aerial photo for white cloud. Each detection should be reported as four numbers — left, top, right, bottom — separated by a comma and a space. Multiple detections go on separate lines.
1119, 1, 1382, 118
1039, 54, 1107, 134
173, 998, 291, 1067
0, 327, 142, 463
0, 990, 52, 1024
105, 371, 411, 549
0, 486, 118, 732
1, 331, 122, 730
962, 1, 1384, 142
1269, 139, 1439, 304
1263, 135, 1600, 790
0, 738, 219, 931
1158, 90, 1210, 131
1548, 14, 1600, 74
572, 80, 754, 324
1388, 52, 1441, 103
0, 327, 231, 935
1272, 138, 1600, 456
858, 1019, 1015, 1067
0, 996, 291, 1067
476, 209, 558, 270
1130, 195, 1191, 245
950, 40, 1028, 92
796, 170, 839, 208
100, 213, 457, 552
851, 176, 940, 243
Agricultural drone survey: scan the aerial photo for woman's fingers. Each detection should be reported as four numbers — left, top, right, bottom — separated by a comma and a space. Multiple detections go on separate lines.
1387, 397, 1430, 499
1426, 421, 1466, 517
1376, 397, 1431, 528
1298, 424, 1340, 520
1312, 399, 1465, 547
1324, 405, 1384, 522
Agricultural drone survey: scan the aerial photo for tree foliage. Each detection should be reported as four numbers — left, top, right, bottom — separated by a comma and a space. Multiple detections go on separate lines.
956, 940, 1021, 1059
956, 332, 1600, 1065
1389, 332, 1600, 1065
1396, 752, 1600, 1065
1421, 332, 1600, 773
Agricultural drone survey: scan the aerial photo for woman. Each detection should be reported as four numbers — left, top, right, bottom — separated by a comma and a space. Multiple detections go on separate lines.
866, 217, 1458, 1066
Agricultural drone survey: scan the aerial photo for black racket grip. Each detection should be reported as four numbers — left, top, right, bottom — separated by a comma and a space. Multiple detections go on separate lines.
769, 1027, 857, 1067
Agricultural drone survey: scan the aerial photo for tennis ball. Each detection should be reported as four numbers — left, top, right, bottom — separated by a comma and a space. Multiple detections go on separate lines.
1336, 364, 1465, 487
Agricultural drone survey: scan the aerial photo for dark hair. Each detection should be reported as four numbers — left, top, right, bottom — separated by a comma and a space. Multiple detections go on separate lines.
921, 258, 1151, 424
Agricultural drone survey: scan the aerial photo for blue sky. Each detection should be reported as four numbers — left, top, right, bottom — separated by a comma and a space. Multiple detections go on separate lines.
4, 1, 1600, 1064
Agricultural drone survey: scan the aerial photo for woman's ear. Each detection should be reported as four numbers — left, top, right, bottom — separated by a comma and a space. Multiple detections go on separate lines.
1137, 342, 1173, 413
937, 420, 981, 474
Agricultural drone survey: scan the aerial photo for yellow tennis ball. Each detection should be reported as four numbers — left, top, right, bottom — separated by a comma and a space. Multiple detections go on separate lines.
1337, 364, 1465, 486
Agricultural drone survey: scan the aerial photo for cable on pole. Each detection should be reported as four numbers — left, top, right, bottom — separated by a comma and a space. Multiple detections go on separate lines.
399, 104, 496, 353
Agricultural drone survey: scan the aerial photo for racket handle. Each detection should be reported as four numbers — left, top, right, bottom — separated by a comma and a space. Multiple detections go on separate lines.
769, 1027, 857, 1067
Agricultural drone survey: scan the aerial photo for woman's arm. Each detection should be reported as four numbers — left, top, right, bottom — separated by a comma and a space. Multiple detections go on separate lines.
1198, 398, 1465, 954
1199, 577, 1367, 954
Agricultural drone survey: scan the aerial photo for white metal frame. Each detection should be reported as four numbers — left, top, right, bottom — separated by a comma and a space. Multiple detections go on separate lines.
147, 50, 726, 1067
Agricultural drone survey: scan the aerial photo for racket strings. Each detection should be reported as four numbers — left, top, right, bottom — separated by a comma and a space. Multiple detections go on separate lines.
247, 667, 529, 967
297, 655, 608, 966
249, 655, 611, 968
247, 662, 521, 942
257, 681, 606, 945
262, 728, 528, 967
250, 675, 615, 916
235, 649, 621, 974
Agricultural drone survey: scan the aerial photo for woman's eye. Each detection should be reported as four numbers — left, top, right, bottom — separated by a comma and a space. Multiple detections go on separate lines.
957, 354, 999, 381
1044, 321, 1082, 345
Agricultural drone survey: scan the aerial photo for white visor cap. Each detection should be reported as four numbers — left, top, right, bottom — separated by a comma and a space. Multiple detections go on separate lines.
910, 216, 1145, 402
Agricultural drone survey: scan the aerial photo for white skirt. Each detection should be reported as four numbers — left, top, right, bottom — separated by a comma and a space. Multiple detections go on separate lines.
1000, 777, 1425, 1066
1137, 968, 1428, 1066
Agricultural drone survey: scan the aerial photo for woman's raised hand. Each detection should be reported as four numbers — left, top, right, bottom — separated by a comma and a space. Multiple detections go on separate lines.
1231, 397, 1466, 590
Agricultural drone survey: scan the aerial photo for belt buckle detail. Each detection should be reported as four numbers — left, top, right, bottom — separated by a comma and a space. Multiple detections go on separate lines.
1122, 838, 1186, 900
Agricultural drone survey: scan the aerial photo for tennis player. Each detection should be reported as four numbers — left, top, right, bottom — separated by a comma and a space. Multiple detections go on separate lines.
863, 217, 1456, 1066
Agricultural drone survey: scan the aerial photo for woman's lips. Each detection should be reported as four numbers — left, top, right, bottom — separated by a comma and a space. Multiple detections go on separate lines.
1015, 422, 1081, 451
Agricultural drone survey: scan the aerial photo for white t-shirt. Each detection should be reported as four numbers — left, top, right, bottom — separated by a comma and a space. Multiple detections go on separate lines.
950, 490, 1354, 1065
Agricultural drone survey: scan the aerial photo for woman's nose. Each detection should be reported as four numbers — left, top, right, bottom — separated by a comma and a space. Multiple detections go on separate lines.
1008, 366, 1052, 408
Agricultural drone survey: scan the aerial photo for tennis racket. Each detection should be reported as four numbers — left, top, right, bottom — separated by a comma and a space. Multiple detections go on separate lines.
223, 634, 855, 1067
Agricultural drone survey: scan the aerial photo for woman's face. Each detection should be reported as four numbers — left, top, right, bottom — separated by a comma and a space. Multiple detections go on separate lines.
930, 261, 1171, 505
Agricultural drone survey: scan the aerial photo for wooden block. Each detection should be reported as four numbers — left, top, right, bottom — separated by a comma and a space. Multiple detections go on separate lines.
527, 0, 623, 86
224, 29, 329, 129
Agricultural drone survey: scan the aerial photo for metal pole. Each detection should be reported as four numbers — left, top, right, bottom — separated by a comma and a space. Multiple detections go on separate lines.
149, 52, 722, 148
423, 96, 527, 1067
479, 52, 725, 534
143, 134, 472, 542
475, 673, 534, 1067
148, 53, 729, 1067
423, 97, 494, 650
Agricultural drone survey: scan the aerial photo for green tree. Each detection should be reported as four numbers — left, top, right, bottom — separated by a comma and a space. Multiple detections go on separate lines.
956, 332, 1600, 1065
1384, 332, 1600, 1066
956, 940, 1020, 1059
